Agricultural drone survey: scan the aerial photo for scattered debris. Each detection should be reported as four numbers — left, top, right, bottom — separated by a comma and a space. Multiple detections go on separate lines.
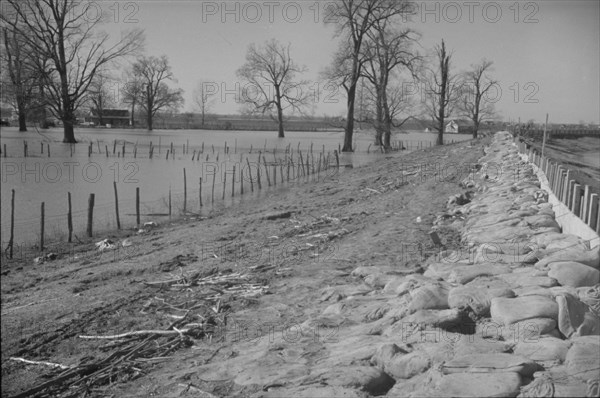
95, 239, 116, 252
33, 252, 57, 264
265, 211, 293, 220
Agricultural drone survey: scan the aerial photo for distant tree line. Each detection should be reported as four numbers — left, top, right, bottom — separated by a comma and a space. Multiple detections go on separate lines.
0, 0, 186, 141
1, 0, 499, 147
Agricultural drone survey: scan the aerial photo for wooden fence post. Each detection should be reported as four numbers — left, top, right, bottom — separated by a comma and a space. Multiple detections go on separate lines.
136, 188, 140, 227
183, 168, 187, 213
247, 158, 254, 193
40, 202, 45, 251
68, 192, 73, 243
582, 185, 590, 222
263, 157, 271, 186
572, 184, 582, 218
256, 154, 262, 190
222, 168, 227, 200
199, 178, 203, 208
232, 165, 236, 197
212, 171, 216, 203
87, 193, 95, 237
114, 181, 121, 229
588, 194, 599, 231
9, 189, 15, 258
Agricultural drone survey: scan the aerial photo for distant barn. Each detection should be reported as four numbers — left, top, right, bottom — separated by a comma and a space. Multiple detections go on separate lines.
88, 109, 130, 127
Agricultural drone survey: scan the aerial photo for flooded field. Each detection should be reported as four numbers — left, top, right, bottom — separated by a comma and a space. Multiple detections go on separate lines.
1, 127, 471, 246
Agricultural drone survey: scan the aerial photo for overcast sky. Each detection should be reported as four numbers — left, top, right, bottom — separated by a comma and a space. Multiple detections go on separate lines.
103, 0, 599, 124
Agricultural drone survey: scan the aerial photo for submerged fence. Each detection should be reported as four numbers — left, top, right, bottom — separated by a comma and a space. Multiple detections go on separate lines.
514, 137, 600, 234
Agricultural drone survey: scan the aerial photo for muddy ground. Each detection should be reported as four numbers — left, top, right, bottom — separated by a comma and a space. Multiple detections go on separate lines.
1, 138, 487, 397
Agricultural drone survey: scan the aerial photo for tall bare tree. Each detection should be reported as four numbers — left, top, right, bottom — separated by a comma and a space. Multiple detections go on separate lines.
423, 39, 460, 145
459, 60, 498, 138
362, 18, 419, 149
1, 13, 45, 132
328, 0, 414, 152
237, 39, 309, 138
131, 55, 184, 131
0, 0, 144, 142
193, 81, 216, 127
86, 71, 117, 126
121, 71, 144, 127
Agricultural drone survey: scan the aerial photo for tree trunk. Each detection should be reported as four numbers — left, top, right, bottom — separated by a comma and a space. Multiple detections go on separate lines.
343, 83, 357, 152
382, 89, 392, 150
277, 108, 284, 138
130, 102, 135, 127
63, 116, 76, 143
17, 102, 27, 132
147, 112, 153, 131
472, 120, 479, 139
274, 86, 285, 138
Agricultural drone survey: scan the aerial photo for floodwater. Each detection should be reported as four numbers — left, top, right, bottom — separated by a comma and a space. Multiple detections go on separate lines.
1, 127, 471, 247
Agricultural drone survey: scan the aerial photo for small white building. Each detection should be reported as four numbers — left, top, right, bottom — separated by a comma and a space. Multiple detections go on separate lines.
445, 120, 459, 134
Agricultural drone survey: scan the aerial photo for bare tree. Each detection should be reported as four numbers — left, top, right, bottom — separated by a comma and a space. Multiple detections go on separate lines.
362, 18, 419, 149
459, 59, 498, 138
193, 81, 216, 127
328, 0, 414, 152
86, 71, 116, 126
131, 55, 184, 131
423, 39, 461, 145
0, 0, 144, 142
1, 13, 45, 132
237, 39, 309, 138
121, 71, 144, 128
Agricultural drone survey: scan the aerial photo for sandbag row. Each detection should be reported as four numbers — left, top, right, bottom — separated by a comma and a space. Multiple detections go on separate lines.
346, 132, 599, 397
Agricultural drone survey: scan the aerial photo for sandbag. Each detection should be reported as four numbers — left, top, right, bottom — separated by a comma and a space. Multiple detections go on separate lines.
447, 264, 512, 284
435, 372, 522, 398
497, 272, 558, 289
491, 296, 558, 326
531, 232, 582, 248
442, 353, 539, 377
383, 351, 431, 380
548, 262, 600, 288
395, 274, 438, 296
544, 238, 589, 254
408, 283, 450, 312
448, 277, 515, 316
519, 369, 590, 398
535, 246, 600, 269
578, 284, 600, 315
519, 214, 560, 230
513, 336, 571, 364
453, 334, 512, 356
565, 336, 600, 382
399, 309, 466, 331
575, 311, 600, 337
556, 293, 591, 338
305, 366, 395, 396
262, 385, 369, 398
351, 266, 387, 278
363, 272, 389, 288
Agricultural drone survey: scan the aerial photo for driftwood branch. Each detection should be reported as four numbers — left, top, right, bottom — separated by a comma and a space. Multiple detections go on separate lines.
9, 357, 72, 370
79, 329, 193, 340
